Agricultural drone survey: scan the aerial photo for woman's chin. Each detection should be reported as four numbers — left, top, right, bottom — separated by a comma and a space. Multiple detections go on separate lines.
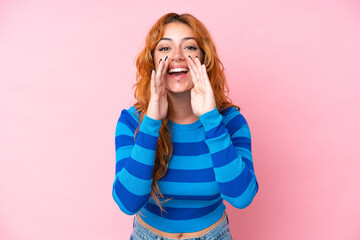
165, 85, 193, 95
165, 79, 193, 93
166, 89, 190, 96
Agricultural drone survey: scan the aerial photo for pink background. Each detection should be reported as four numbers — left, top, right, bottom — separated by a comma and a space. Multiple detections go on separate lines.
1, 0, 359, 239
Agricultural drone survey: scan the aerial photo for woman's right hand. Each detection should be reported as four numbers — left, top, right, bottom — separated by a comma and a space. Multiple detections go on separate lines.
146, 57, 169, 120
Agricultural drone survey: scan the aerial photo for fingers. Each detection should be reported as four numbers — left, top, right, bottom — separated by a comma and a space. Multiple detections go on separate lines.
196, 57, 208, 85
155, 59, 163, 90
150, 68, 156, 93
153, 56, 169, 94
187, 56, 208, 86
161, 56, 170, 81
201, 64, 209, 84
187, 55, 200, 86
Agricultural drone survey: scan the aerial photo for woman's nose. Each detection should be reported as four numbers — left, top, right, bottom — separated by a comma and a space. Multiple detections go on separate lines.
170, 47, 185, 62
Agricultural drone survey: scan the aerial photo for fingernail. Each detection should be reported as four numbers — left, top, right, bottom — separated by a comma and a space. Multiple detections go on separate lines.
159, 58, 162, 64
188, 55, 192, 59
165, 56, 168, 61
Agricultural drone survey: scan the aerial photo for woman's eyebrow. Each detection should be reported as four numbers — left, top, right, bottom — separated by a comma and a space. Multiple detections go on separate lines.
159, 37, 195, 41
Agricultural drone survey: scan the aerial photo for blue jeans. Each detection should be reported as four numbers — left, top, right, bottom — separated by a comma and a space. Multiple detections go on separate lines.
130, 213, 232, 240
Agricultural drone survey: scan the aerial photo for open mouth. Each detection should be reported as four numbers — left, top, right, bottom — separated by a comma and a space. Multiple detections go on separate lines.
168, 67, 189, 76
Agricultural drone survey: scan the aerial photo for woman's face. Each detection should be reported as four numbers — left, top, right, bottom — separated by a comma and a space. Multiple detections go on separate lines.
153, 22, 203, 94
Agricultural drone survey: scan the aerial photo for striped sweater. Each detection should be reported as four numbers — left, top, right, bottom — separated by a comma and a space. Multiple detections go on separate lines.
112, 106, 258, 233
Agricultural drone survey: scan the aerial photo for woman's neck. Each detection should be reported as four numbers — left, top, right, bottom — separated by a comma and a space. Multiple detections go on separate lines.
167, 91, 199, 124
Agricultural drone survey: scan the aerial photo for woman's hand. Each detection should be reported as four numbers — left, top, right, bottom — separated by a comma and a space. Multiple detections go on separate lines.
146, 57, 169, 120
187, 56, 216, 117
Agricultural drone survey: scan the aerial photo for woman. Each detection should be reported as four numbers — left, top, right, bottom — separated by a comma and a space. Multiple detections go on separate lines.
112, 13, 259, 240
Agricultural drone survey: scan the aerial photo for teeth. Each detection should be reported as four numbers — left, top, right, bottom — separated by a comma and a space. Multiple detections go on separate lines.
168, 68, 189, 73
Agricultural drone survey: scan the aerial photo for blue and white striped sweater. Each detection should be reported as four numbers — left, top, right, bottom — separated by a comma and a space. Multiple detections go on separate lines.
112, 106, 258, 233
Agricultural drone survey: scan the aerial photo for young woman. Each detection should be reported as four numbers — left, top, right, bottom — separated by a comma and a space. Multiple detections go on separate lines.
112, 13, 259, 240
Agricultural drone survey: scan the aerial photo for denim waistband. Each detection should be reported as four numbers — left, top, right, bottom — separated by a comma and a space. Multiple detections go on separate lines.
131, 212, 231, 240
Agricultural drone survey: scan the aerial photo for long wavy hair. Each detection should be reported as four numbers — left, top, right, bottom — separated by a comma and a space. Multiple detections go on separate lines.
132, 13, 240, 211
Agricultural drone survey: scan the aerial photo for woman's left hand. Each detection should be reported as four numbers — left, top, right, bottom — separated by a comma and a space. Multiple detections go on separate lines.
187, 56, 216, 116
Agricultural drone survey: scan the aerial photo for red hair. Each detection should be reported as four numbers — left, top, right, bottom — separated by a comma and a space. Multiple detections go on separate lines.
132, 13, 240, 211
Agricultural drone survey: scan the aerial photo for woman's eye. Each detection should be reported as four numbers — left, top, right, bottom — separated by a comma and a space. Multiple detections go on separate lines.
159, 47, 170, 51
186, 46, 197, 50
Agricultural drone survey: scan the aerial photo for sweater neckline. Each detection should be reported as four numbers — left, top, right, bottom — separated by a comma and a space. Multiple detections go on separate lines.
168, 118, 202, 130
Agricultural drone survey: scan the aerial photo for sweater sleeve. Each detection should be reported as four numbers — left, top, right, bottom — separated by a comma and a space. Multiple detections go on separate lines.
198, 107, 259, 209
112, 108, 162, 215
